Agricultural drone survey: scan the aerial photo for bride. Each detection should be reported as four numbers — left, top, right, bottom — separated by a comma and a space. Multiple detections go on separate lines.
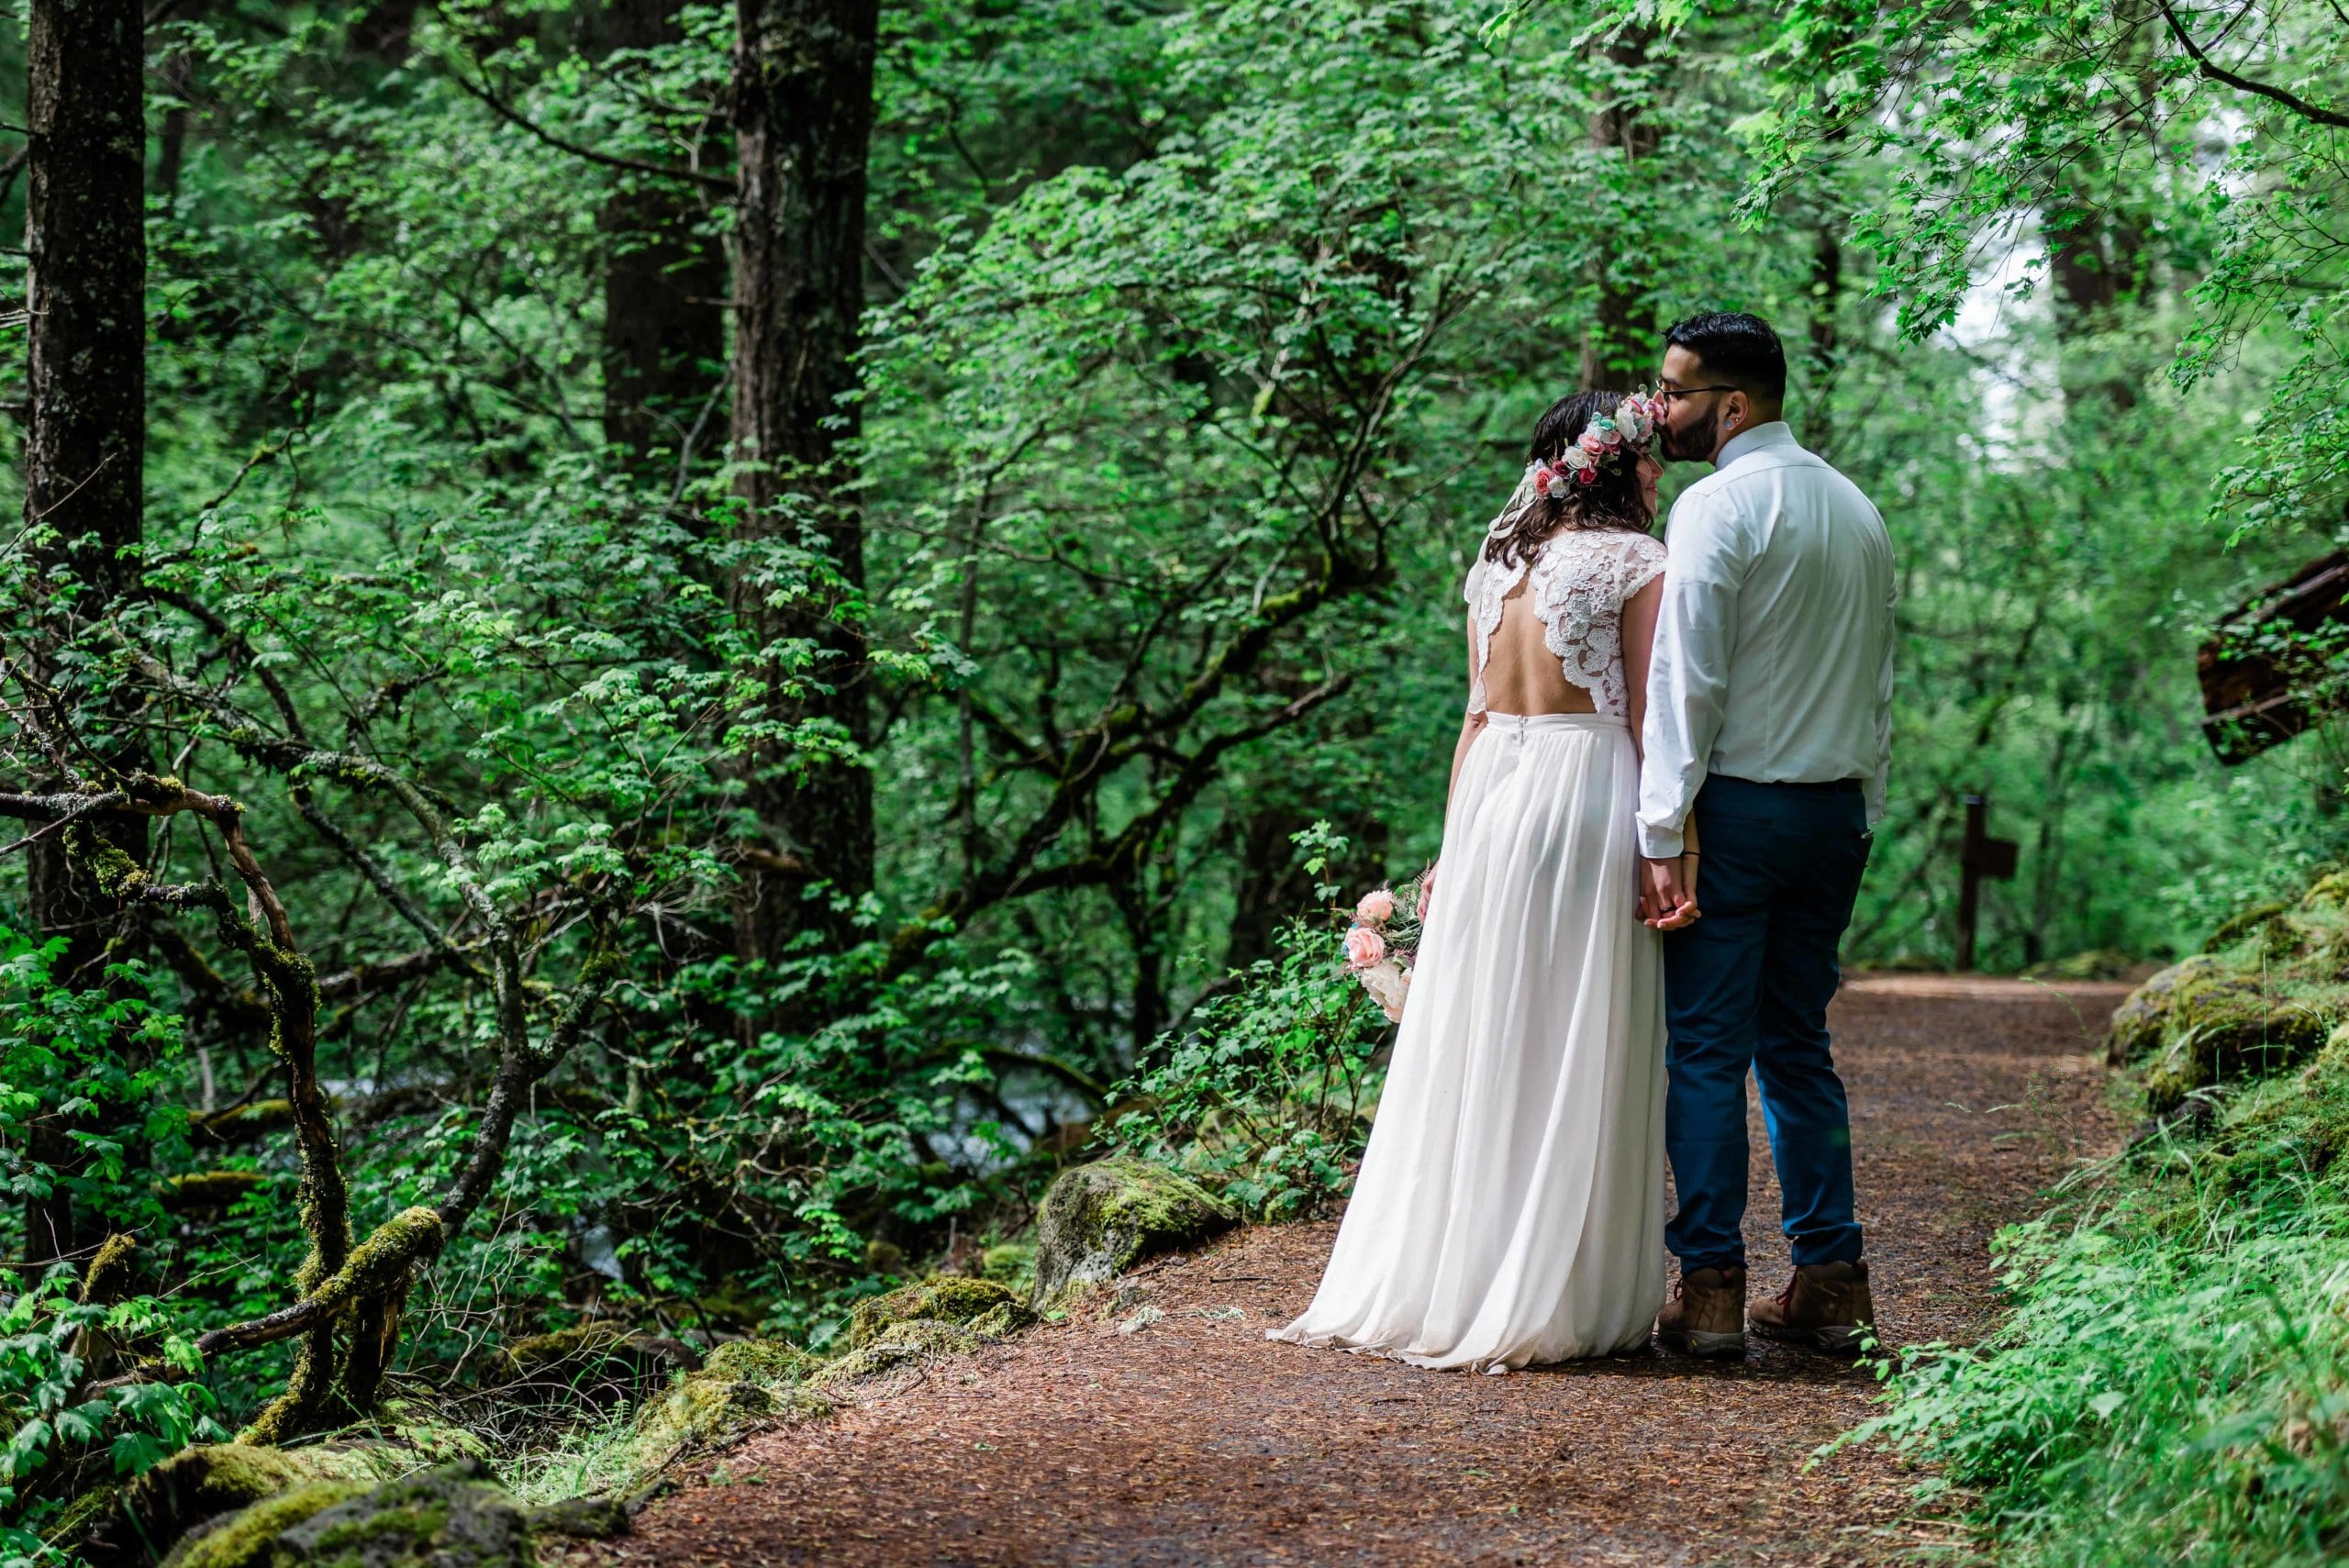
1264, 388, 1689, 1373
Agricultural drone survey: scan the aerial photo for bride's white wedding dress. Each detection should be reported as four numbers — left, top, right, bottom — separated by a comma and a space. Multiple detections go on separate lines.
1265, 525, 1669, 1373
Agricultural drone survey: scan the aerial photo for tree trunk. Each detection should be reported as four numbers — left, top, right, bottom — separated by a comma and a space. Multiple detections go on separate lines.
156, 48, 192, 205
1806, 217, 1842, 452
1579, 32, 1659, 386
2046, 192, 2143, 412
351, 0, 422, 62
21, 0, 148, 1270
724, 0, 879, 969
599, 0, 724, 466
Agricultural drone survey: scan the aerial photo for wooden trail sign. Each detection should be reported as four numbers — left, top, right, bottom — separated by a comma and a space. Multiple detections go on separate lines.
1955, 794, 2018, 973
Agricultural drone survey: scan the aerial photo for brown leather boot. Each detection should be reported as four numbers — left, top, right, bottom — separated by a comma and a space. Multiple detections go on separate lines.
1655, 1263, 1745, 1358
1750, 1261, 1876, 1354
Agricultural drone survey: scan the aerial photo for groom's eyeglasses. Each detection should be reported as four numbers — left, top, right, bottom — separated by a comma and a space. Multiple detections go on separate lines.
1654, 385, 1739, 405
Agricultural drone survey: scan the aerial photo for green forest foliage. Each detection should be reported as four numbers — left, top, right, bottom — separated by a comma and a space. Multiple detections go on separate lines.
2, 0, 2347, 1550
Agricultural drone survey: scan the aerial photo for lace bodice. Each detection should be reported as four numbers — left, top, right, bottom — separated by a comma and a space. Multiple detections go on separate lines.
1462, 528, 1667, 718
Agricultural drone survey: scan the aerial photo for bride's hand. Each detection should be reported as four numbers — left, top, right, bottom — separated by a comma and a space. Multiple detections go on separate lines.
1639, 854, 1701, 929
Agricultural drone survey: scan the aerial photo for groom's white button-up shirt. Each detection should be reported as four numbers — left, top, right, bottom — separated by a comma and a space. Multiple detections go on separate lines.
1636, 421, 1897, 860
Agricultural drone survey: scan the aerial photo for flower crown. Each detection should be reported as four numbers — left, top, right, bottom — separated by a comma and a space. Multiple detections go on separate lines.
1528, 391, 1664, 499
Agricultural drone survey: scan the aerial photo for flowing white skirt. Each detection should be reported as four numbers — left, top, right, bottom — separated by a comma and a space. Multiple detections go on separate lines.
1265, 711, 1667, 1373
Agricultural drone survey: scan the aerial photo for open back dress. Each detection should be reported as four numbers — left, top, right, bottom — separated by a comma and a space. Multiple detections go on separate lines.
1264, 524, 1670, 1371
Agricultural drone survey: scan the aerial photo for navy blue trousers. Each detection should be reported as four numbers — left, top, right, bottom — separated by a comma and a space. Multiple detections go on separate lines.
1662, 773, 1871, 1272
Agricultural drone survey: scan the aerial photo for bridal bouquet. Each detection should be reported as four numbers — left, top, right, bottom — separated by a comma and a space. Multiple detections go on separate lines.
1342, 866, 1434, 1024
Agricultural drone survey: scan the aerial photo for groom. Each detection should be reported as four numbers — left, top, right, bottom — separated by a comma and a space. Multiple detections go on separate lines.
1632, 312, 1897, 1360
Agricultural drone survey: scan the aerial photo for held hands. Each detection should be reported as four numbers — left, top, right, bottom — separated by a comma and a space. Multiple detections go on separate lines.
1638, 854, 1701, 930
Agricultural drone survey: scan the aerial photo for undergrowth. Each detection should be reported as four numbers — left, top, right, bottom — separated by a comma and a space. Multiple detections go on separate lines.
1843, 1051, 2349, 1564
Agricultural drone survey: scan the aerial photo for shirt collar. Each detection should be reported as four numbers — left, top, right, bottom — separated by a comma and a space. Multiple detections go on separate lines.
1714, 419, 1798, 471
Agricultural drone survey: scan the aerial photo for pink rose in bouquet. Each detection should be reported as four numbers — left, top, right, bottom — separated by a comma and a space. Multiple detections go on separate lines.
1355, 887, 1397, 925
1343, 925, 1387, 970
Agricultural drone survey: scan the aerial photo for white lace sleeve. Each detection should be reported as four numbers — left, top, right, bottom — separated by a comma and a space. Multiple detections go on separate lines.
1617, 532, 1666, 603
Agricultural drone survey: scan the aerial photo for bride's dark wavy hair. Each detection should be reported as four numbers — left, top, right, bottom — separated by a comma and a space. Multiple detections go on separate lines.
1483, 389, 1655, 571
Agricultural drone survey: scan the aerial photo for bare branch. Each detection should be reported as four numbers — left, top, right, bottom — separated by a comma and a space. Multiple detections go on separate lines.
443, 67, 737, 195
2155, 0, 2349, 128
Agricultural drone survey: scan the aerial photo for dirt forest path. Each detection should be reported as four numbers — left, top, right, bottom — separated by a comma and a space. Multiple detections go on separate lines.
588, 976, 2132, 1568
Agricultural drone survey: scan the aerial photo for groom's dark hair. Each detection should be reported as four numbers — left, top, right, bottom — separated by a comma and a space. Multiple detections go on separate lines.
1664, 311, 1786, 403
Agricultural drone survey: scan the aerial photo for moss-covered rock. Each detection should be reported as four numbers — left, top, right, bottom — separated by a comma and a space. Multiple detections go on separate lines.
808, 1318, 984, 1386
2144, 973, 2331, 1113
163, 1480, 372, 1568
627, 1354, 834, 1468
165, 1459, 529, 1568
165, 1483, 363, 1568
699, 1338, 822, 1385
845, 1274, 1035, 1350
2106, 955, 2220, 1067
1029, 1153, 1239, 1308
90, 1442, 391, 1567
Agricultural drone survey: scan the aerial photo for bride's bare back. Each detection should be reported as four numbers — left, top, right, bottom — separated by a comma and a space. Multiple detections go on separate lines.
1480, 580, 1603, 714
1463, 527, 1669, 719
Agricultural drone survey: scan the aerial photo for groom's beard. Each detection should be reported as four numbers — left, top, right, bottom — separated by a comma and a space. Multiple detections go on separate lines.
1658, 421, 1709, 463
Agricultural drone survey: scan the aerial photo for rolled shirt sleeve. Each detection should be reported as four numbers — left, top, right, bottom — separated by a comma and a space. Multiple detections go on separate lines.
1637, 489, 1748, 860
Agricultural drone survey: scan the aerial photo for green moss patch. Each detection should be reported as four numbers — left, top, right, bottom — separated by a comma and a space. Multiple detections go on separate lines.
102, 1441, 390, 1564
809, 1318, 985, 1386
2110, 883, 2349, 1106
1030, 1153, 1238, 1307
698, 1338, 822, 1384
164, 1480, 371, 1568
845, 1274, 1034, 1350
274, 1459, 525, 1567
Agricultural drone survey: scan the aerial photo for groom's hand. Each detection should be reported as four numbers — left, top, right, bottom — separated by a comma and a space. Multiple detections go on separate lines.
1640, 856, 1699, 930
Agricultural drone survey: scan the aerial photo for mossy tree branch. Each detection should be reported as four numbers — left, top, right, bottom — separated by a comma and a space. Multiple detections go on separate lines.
1, 770, 618, 1433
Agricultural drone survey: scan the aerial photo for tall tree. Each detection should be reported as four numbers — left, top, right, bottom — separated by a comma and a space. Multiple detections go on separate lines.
725, 0, 880, 967
20, 0, 147, 1269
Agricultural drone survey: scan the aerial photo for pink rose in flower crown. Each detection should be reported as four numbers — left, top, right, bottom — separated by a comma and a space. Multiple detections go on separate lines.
1355, 887, 1397, 925
1343, 925, 1387, 971
1577, 431, 1608, 457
